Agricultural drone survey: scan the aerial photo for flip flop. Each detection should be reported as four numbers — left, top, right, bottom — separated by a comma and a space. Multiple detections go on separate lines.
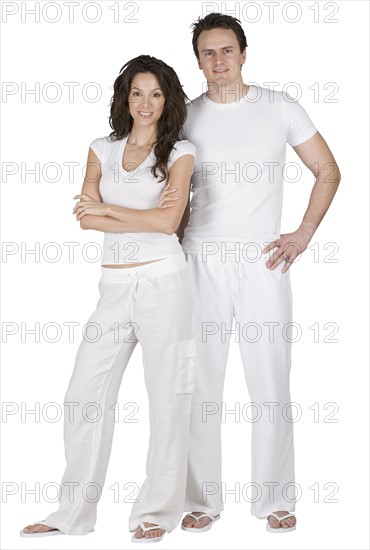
266, 512, 296, 533
131, 522, 166, 543
181, 512, 221, 532
19, 520, 65, 538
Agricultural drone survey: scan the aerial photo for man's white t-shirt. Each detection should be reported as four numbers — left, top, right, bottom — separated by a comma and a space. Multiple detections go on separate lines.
89, 134, 195, 265
181, 84, 317, 255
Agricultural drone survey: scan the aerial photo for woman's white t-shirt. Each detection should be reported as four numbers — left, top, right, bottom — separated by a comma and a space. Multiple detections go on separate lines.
89, 134, 196, 265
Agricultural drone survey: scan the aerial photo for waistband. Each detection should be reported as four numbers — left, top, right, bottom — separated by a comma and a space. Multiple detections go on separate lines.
101, 254, 187, 283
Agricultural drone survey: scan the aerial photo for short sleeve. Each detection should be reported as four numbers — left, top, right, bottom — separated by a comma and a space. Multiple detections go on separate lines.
281, 93, 317, 147
89, 137, 106, 162
169, 140, 196, 168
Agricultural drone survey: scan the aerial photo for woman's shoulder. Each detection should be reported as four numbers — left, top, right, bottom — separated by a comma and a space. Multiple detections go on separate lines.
89, 135, 119, 147
89, 135, 121, 161
170, 139, 196, 161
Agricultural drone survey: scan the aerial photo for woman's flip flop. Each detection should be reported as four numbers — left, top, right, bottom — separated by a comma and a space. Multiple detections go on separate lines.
131, 522, 166, 543
181, 513, 221, 533
266, 512, 296, 533
19, 520, 65, 538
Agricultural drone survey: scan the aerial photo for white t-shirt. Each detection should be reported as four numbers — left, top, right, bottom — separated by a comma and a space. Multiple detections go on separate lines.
181, 84, 318, 255
89, 134, 196, 265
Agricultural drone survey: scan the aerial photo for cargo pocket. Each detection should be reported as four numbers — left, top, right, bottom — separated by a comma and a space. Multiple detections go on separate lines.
177, 338, 196, 394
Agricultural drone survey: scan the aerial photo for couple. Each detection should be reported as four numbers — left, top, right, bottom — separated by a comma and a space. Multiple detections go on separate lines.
20, 12, 340, 543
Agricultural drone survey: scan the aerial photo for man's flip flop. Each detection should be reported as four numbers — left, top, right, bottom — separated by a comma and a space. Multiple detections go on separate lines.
181, 513, 221, 533
131, 523, 166, 543
266, 512, 296, 533
19, 520, 65, 537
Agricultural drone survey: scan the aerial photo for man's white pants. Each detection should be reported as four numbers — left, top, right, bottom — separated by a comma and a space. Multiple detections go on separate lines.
37, 255, 196, 535
184, 246, 296, 519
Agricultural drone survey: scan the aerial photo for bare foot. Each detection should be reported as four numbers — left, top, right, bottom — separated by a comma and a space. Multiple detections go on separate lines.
22, 524, 59, 534
182, 512, 212, 530
133, 522, 165, 540
267, 511, 296, 530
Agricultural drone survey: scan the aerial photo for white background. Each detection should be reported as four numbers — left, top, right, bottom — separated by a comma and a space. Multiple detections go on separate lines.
1, 1, 369, 549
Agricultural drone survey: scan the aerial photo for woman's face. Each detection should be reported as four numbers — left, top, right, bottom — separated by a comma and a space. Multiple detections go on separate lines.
128, 72, 165, 129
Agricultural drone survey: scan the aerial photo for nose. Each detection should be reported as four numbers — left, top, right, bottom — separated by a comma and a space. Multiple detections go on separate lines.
214, 52, 225, 64
139, 95, 152, 109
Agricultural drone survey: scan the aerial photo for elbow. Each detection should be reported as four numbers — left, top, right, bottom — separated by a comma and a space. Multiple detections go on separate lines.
163, 213, 186, 235
332, 170, 341, 192
156, 211, 180, 235
334, 163, 341, 186
80, 217, 88, 230
158, 216, 176, 235
163, 221, 178, 235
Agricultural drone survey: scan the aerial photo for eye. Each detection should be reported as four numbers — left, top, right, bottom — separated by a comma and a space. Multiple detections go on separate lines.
130, 90, 140, 96
153, 92, 162, 97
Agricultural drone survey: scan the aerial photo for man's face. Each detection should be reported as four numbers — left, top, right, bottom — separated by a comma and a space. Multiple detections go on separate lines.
196, 28, 246, 86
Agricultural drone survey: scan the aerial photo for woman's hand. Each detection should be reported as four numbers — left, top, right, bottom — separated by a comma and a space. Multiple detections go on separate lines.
73, 193, 108, 220
156, 183, 179, 208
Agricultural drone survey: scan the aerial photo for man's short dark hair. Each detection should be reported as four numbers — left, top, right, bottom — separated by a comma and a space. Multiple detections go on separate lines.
191, 12, 248, 59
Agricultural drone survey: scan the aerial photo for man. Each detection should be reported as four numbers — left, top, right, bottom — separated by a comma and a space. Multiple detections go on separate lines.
166, 12, 341, 533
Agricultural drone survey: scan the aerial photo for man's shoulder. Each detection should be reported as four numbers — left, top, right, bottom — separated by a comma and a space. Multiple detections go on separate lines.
249, 84, 285, 103
186, 94, 205, 110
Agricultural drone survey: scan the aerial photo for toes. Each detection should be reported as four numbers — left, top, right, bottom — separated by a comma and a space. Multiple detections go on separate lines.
268, 516, 280, 528
283, 518, 296, 528
144, 528, 163, 539
23, 524, 54, 534
280, 518, 296, 528
182, 515, 196, 528
268, 512, 296, 529
194, 518, 211, 528
134, 527, 145, 539
183, 513, 211, 530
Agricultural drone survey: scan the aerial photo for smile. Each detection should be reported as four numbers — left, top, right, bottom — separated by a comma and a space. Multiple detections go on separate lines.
138, 112, 153, 118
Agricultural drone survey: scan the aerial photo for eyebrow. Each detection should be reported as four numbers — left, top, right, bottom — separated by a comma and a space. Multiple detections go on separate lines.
130, 85, 162, 92
201, 45, 234, 52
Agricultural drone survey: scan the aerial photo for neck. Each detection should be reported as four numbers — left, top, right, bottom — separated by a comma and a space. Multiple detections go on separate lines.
128, 125, 157, 147
206, 80, 249, 104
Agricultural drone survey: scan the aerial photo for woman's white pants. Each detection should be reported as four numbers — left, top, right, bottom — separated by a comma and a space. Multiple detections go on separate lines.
183, 247, 296, 520
36, 254, 196, 535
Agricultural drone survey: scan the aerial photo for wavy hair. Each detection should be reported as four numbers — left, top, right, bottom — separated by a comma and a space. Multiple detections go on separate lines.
108, 55, 189, 182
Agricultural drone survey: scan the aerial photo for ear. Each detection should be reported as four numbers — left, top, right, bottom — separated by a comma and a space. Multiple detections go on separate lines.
241, 47, 247, 66
197, 58, 202, 70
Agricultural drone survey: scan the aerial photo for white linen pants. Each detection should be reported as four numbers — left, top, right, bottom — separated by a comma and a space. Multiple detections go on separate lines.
183, 246, 296, 519
36, 254, 197, 535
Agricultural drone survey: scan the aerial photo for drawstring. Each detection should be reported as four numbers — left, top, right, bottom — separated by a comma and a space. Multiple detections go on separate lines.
128, 271, 153, 303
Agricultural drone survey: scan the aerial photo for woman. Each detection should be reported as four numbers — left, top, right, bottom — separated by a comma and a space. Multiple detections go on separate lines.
20, 55, 196, 543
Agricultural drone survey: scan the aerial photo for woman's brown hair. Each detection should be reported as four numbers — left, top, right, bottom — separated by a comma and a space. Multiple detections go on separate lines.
109, 55, 189, 182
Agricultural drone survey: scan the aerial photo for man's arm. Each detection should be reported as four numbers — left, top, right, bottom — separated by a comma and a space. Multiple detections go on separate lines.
263, 131, 341, 271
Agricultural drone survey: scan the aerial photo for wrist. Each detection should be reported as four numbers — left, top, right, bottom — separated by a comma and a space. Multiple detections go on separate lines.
299, 220, 317, 241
